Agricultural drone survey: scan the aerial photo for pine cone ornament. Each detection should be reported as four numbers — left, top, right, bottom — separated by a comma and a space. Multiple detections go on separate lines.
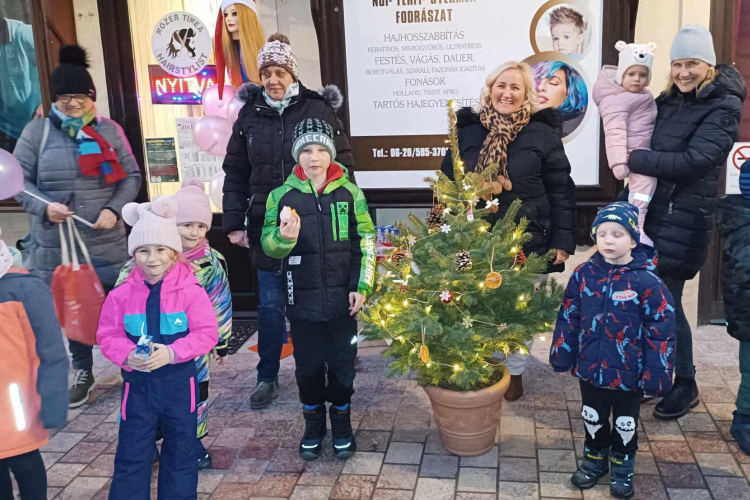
488, 204, 499, 214
426, 204, 446, 230
455, 251, 473, 271
390, 248, 407, 265
398, 284, 410, 293
517, 251, 527, 265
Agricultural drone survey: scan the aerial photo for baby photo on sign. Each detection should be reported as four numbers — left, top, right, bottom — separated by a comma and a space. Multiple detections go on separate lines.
534, 3, 593, 60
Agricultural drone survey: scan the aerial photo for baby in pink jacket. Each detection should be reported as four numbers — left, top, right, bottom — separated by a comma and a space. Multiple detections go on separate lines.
593, 41, 658, 246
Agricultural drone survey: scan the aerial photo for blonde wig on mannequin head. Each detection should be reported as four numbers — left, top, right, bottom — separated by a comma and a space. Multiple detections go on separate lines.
221, 3, 265, 86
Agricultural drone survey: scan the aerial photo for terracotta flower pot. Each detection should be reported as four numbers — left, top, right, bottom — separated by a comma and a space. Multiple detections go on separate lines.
422, 364, 510, 456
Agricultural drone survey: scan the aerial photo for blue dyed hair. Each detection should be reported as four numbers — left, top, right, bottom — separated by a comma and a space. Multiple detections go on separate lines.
532, 60, 588, 119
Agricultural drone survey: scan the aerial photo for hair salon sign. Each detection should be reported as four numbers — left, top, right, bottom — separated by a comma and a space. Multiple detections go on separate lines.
151, 11, 212, 77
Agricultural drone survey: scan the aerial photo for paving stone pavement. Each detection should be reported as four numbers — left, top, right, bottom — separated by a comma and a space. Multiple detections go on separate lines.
28, 249, 750, 499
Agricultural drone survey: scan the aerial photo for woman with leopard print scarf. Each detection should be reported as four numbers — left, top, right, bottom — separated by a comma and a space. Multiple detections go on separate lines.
441, 61, 577, 401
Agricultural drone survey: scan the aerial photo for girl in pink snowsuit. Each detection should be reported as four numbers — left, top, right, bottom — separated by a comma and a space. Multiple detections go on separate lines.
593, 41, 658, 246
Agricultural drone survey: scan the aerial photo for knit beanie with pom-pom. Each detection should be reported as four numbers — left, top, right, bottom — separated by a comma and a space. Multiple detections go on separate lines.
122, 196, 183, 256
257, 33, 299, 80
174, 177, 212, 229
50, 44, 97, 102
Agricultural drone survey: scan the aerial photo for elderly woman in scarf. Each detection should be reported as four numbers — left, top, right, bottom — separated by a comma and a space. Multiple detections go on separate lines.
441, 61, 577, 401
14, 45, 142, 408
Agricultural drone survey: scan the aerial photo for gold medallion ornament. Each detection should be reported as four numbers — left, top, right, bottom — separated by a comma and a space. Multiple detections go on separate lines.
485, 271, 503, 289
419, 344, 430, 363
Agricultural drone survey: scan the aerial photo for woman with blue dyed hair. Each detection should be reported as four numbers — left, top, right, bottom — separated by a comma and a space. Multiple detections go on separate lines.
533, 60, 589, 136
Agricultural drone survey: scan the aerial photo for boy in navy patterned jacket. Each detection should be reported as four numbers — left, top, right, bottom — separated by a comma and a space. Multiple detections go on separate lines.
550, 202, 676, 499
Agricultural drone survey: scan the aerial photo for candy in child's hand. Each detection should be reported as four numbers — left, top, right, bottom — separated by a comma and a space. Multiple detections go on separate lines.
280, 206, 299, 224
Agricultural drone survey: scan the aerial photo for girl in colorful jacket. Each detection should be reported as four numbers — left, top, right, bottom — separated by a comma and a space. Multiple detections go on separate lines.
97, 196, 218, 500
549, 202, 675, 499
116, 178, 232, 470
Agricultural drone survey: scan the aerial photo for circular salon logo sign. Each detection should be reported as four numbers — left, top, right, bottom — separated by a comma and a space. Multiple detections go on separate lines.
151, 11, 211, 77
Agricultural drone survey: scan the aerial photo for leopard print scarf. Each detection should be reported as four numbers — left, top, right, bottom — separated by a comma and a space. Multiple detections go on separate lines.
476, 101, 532, 179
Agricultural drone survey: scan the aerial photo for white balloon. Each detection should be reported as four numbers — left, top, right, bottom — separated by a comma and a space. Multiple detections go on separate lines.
209, 170, 226, 211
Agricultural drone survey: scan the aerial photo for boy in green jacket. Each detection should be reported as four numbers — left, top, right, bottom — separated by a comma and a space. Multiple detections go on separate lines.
262, 118, 376, 461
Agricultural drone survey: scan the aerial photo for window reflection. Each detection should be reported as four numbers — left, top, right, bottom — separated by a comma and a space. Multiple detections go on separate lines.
0, 0, 42, 153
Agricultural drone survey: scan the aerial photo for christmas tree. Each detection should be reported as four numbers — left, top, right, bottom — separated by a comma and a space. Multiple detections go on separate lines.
360, 102, 564, 391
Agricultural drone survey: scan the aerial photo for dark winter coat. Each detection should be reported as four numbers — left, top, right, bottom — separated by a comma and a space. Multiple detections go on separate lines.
222, 83, 354, 273
623, 65, 746, 281
549, 246, 676, 396
14, 117, 142, 288
717, 196, 750, 342
261, 164, 376, 322
441, 107, 577, 273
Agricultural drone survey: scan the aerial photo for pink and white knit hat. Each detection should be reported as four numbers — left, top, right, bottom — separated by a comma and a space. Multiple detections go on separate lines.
257, 33, 299, 80
122, 197, 183, 256
174, 177, 212, 229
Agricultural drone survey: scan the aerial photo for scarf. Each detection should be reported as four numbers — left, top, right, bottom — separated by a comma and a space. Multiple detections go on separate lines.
476, 101, 532, 180
181, 239, 209, 262
263, 82, 300, 114
51, 104, 128, 184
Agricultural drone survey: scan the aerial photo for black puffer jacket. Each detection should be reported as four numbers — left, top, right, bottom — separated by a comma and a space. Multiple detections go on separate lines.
623, 65, 746, 281
441, 107, 577, 273
716, 195, 750, 342
222, 83, 354, 272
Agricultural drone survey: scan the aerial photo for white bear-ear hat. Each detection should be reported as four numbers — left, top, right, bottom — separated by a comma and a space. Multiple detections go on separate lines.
122, 196, 183, 256
615, 40, 657, 86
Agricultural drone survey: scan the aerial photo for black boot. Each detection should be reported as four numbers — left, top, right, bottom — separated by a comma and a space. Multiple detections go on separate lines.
571, 445, 609, 490
197, 439, 212, 469
654, 376, 699, 420
330, 405, 356, 459
299, 406, 327, 461
731, 411, 750, 457
250, 380, 279, 409
609, 452, 635, 499
504, 375, 524, 402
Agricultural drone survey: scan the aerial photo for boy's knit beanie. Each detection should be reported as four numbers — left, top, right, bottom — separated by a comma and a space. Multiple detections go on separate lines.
174, 177, 213, 229
615, 41, 656, 85
292, 118, 337, 162
591, 202, 641, 243
670, 24, 716, 66
740, 160, 750, 201
257, 33, 299, 81
50, 45, 97, 102
122, 197, 183, 256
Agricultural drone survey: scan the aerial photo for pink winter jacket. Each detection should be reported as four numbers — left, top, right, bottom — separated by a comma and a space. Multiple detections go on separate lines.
592, 66, 658, 180
97, 260, 218, 371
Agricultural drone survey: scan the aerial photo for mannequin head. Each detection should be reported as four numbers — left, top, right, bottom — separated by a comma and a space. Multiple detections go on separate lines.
218, 3, 265, 87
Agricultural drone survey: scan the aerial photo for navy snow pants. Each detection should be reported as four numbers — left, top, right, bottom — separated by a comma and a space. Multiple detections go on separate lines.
109, 363, 199, 500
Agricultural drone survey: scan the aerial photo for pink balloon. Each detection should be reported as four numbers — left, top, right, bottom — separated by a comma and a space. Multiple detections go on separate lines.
226, 97, 244, 124
209, 170, 226, 210
0, 149, 25, 200
202, 84, 236, 118
194, 116, 232, 157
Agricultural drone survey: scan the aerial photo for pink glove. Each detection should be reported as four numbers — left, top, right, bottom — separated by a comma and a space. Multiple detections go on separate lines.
612, 164, 631, 181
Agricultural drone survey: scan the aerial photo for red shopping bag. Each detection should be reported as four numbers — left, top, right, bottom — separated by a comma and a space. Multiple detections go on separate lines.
50, 219, 105, 346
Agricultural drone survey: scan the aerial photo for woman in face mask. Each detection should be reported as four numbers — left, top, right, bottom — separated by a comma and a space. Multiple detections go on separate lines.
13, 44, 142, 409
221, 33, 355, 410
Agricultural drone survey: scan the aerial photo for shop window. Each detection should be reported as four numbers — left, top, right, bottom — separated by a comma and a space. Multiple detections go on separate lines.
0, 1, 43, 154
127, 0, 321, 208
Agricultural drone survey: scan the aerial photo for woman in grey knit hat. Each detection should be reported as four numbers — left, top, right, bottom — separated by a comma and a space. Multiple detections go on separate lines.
622, 24, 746, 421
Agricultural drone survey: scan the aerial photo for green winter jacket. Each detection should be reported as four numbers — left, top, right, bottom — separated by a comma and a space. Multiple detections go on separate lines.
262, 162, 376, 322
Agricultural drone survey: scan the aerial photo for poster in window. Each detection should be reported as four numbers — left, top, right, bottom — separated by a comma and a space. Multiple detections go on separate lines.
343, 0, 602, 189
145, 138, 180, 183
175, 117, 224, 183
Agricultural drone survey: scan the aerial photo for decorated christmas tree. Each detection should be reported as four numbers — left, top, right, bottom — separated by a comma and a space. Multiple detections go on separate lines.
361, 102, 564, 391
